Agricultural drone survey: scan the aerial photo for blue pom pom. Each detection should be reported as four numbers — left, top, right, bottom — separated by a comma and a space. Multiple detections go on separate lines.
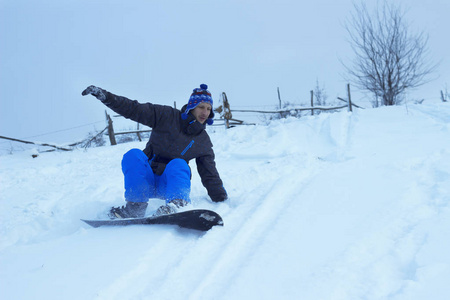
181, 112, 188, 120
200, 84, 208, 90
207, 118, 214, 125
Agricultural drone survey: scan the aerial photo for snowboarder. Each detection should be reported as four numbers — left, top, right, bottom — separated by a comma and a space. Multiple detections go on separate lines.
82, 84, 227, 219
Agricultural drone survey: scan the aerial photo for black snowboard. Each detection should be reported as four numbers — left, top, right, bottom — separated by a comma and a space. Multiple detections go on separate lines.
81, 209, 223, 231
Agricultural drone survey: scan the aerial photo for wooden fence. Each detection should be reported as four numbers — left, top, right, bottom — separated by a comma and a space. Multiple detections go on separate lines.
103, 83, 362, 143
1, 84, 362, 151
215, 83, 361, 128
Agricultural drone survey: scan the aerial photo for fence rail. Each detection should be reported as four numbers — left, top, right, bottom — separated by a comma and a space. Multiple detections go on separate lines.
0, 135, 72, 151
230, 105, 349, 114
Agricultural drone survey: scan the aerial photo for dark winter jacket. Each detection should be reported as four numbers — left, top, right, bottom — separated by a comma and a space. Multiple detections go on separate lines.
100, 90, 227, 202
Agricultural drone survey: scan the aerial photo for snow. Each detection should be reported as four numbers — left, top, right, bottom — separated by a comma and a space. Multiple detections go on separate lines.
1, 102, 450, 300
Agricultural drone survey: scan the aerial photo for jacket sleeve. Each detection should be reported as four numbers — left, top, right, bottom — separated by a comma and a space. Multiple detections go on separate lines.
101, 89, 174, 128
196, 153, 228, 202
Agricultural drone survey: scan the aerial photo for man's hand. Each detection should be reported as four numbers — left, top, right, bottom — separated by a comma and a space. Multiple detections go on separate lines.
81, 85, 106, 101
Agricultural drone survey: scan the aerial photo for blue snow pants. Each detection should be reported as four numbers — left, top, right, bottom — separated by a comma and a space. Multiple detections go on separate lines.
121, 149, 191, 204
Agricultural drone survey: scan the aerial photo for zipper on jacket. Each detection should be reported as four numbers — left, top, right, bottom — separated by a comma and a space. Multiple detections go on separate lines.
181, 140, 194, 156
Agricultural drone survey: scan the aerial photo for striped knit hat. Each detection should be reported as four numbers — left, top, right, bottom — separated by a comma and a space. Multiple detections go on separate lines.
181, 84, 214, 125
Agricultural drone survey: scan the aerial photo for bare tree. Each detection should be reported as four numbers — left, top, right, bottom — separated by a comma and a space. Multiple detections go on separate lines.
314, 79, 328, 106
344, 1, 437, 106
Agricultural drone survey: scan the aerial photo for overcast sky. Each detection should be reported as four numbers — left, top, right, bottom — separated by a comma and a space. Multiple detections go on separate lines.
1, 0, 449, 146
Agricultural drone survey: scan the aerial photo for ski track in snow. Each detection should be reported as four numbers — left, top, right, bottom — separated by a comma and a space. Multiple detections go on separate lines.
311, 151, 450, 299
1, 101, 450, 299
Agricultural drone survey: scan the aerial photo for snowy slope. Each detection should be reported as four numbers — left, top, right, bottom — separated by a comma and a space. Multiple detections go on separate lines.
1, 102, 450, 300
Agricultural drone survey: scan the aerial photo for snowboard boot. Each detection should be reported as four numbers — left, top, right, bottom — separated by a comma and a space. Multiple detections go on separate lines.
153, 199, 188, 217
108, 201, 148, 219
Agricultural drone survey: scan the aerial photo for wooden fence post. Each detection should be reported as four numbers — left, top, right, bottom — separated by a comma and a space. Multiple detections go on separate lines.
310, 90, 314, 116
220, 92, 232, 129
277, 87, 282, 110
347, 84, 353, 112
105, 110, 117, 145
136, 123, 142, 142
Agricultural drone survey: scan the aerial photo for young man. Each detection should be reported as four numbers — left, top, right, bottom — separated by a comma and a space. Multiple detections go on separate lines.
82, 84, 227, 218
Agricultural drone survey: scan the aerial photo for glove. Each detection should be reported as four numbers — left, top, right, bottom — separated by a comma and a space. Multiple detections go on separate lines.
81, 85, 106, 102
210, 187, 228, 202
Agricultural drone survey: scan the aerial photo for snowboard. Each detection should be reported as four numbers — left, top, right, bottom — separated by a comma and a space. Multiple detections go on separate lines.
81, 209, 223, 231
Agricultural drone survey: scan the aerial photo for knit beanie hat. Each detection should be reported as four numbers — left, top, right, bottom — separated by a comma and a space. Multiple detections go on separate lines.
181, 84, 214, 125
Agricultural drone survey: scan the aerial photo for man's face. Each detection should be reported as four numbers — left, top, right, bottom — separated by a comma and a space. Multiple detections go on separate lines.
191, 103, 212, 124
